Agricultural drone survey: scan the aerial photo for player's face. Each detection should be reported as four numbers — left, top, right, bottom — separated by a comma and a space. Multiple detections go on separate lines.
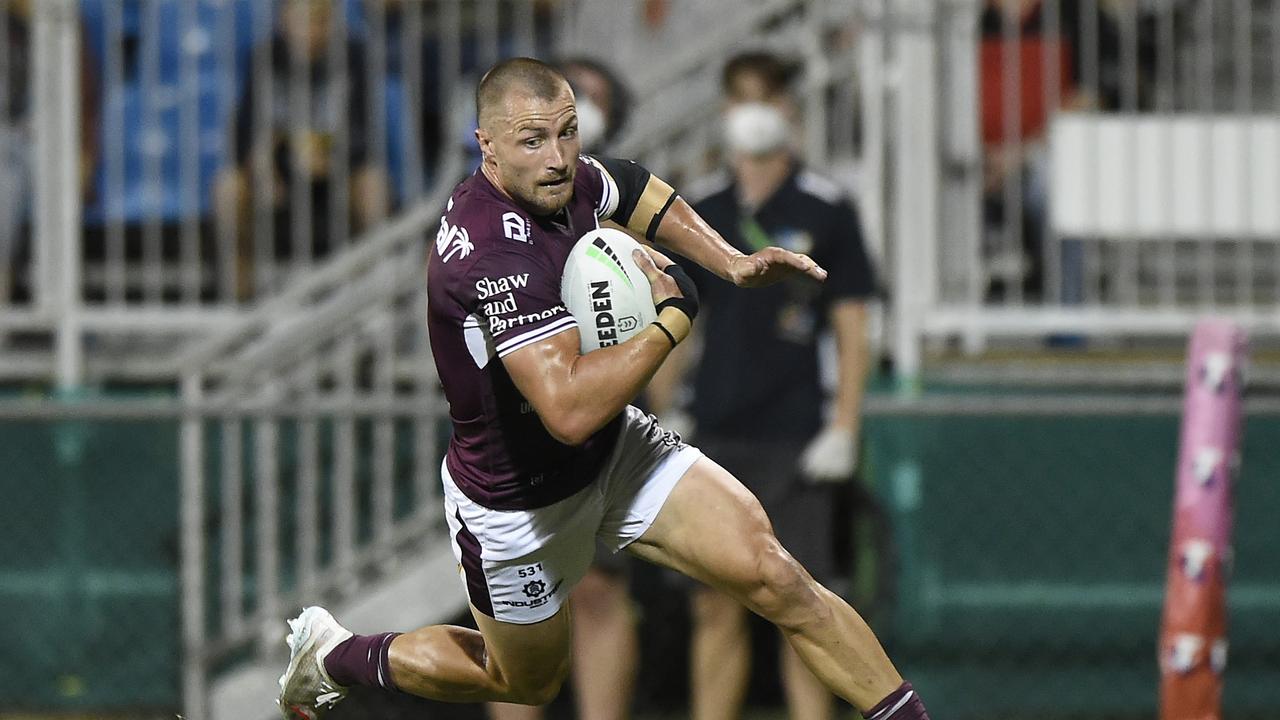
483, 87, 581, 216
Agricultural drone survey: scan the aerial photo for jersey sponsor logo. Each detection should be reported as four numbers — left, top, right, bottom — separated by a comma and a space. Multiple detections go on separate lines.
476, 273, 530, 299
588, 280, 638, 347
482, 293, 520, 318
488, 305, 566, 335
502, 211, 531, 243
477, 274, 533, 320
436, 214, 473, 263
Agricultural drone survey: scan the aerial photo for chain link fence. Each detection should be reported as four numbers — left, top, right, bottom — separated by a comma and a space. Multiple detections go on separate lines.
12, 392, 1277, 718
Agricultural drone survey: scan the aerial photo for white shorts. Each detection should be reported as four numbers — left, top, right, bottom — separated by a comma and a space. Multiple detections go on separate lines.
442, 406, 702, 624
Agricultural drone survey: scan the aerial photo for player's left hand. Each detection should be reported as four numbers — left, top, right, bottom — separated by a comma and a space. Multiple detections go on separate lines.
800, 425, 857, 483
728, 247, 827, 288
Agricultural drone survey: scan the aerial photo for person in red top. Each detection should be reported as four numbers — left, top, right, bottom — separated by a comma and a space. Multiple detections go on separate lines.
276, 57, 930, 720
980, 0, 1119, 299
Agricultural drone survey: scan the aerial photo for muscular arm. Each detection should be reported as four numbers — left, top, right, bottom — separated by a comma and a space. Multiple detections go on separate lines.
591, 156, 826, 287
499, 245, 693, 446
653, 196, 829, 287
649, 198, 745, 283
501, 307, 691, 446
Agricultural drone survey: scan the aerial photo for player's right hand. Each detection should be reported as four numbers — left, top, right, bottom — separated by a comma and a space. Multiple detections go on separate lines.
633, 246, 700, 323
728, 246, 827, 288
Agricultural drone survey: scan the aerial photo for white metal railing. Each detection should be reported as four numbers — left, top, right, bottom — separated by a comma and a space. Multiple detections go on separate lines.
177, 266, 446, 720
868, 0, 1280, 378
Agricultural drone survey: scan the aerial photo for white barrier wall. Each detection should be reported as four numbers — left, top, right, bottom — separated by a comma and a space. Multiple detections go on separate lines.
1052, 114, 1280, 240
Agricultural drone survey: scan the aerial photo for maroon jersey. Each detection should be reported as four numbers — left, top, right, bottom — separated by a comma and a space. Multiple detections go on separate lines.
427, 156, 664, 510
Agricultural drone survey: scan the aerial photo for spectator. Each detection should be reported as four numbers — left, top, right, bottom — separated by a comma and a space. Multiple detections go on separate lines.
558, 57, 631, 153
0, 0, 99, 302
487, 56, 638, 720
214, 0, 388, 301
979, 0, 1119, 301
656, 51, 878, 720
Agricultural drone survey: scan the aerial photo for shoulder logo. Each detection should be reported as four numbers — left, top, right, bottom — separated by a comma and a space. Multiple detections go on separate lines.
436, 213, 473, 263
502, 211, 531, 244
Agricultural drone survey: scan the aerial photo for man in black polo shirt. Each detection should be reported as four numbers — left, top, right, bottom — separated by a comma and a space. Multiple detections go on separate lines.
669, 52, 877, 720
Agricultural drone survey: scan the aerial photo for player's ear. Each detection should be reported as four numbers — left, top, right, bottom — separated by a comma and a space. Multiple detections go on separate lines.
475, 127, 494, 163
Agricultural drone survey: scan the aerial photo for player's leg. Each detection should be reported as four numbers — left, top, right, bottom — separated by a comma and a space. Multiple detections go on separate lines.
483, 561, 634, 717
280, 462, 598, 717
277, 603, 571, 719
626, 456, 925, 716
569, 563, 638, 720
388, 472, 581, 706
484, 560, 637, 720
387, 603, 572, 705
689, 586, 751, 720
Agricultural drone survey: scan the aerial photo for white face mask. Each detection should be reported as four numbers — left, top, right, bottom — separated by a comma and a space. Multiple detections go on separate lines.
575, 96, 607, 152
722, 102, 791, 156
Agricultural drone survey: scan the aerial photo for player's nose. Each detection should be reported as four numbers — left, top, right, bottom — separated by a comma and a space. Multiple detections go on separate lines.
545, 137, 571, 172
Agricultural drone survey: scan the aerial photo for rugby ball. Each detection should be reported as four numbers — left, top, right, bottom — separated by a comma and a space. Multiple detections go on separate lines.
561, 228, 657, 353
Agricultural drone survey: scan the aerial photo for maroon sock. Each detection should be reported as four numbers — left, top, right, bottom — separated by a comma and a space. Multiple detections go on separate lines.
863, 682, 930, 720
323, 632, 402, 691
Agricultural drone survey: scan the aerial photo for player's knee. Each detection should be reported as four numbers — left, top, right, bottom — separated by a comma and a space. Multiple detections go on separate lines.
502, 656, 570, 706
744, 540, 828, 630
507, 682, 561, 707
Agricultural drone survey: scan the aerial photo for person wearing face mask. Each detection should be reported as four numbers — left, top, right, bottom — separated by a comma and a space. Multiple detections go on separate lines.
652, 51, 879, 720
558, 57, 632, 155
486, 56, 640, 720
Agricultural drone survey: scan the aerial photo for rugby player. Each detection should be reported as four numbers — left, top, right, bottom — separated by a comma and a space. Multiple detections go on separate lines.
276, 57, 930, 720
486, 56, 642, 720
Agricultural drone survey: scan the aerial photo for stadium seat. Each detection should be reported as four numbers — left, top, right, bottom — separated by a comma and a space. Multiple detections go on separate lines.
82, 0, 259, 224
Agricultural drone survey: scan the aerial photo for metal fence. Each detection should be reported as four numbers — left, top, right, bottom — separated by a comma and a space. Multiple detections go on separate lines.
863, 0, 1280, 377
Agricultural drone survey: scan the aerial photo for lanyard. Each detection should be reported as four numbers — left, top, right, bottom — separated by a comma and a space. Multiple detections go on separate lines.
738, 215, 772, 253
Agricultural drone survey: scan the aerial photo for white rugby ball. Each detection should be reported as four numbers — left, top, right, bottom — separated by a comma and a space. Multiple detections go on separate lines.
561, 228, 657, 353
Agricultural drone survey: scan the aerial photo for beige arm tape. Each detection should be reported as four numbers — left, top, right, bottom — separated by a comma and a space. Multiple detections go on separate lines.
625, 175, 677, 239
